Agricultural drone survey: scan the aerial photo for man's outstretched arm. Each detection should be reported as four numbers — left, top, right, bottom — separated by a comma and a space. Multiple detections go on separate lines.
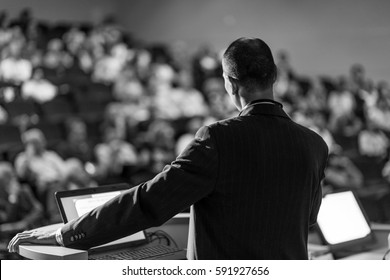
8, 126, 218, 253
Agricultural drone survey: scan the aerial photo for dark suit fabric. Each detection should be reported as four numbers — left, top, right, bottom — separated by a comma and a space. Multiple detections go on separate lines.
60, 101, 328, 259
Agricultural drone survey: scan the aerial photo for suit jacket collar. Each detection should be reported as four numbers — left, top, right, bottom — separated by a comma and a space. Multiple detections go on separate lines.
238, 99, 291, 119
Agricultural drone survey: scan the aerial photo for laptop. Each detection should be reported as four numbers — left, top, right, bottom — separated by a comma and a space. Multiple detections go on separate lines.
55, 183, 187, 260
315, 190, 375, 258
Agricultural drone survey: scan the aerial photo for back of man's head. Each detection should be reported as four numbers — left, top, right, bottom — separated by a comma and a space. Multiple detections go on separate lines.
223, 37, 276, 91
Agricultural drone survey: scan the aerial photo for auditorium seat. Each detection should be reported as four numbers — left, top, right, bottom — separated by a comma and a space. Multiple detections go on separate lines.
86, 83, 114, 103
41, 67, 62, 85
70, 82, 113, 104
85, 119, 103, 145
3, 99, 39, 124
69, 83, 113, 109
0, 124, 23, 162
63, 68, 91, 89
38, 97, 75, 123
29, 122, 66, 149
75, 100, 107, 122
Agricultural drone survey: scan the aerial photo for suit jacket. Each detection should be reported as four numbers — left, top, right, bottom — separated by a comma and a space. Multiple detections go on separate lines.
60, 99, 328, 259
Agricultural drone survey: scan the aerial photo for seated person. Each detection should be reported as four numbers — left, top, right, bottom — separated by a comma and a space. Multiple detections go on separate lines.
365, 81, 390, 132
323, 152, 363, 192
14, 128, 68, 222
57, 117, 95, 164
143, 119, 176, 174
94, 125, 138, 183
0, 162, 44, 239
21, 67, 58, 103
358, 121, 389, 158
0, 39, 32, 84
307, 110, 340, 154
327, 77, 356, 121
175, 117, 210, 156
63, 158, 98, 190
42, 39, 73, 71
92, 43, 128, 84
203, 77, 236, 119
171, 70, 210, 118
112, 66, 144, 102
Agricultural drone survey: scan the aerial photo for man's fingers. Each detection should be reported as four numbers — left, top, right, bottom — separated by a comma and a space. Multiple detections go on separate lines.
8, 229, 58, 253
8, 232, 29, 253
8, 231, 38, 253
7, 231, 29, 250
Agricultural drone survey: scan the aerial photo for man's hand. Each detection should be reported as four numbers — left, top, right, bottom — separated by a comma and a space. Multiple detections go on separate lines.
7, 229, 58, 253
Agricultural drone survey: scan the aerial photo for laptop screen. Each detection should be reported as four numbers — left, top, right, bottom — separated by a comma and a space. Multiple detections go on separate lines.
316, 190, 373, 249
59, 189, 123, 222
55, 184, 147, 250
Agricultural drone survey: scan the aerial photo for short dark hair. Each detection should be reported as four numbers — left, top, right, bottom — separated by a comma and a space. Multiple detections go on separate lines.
223, 37, 277, 90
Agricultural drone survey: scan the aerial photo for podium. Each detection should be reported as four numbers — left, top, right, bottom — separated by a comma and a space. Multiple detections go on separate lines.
17, 217, 390, 260
18, 213, 190, 260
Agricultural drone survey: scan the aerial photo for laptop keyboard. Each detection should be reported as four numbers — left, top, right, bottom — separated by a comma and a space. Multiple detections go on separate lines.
90, 244, 182, 260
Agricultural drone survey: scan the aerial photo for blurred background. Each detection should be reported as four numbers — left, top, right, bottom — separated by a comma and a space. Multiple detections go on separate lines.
1, 0, 390, 259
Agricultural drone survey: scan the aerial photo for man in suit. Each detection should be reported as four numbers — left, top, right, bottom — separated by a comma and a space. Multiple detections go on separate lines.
8, 37, 328, 259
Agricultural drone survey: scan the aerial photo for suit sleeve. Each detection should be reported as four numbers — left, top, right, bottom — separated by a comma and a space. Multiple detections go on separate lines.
61, 126, 218, 249
309, 143, 328, 227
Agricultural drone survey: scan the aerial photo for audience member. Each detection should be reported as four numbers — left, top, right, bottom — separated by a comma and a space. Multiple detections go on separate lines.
143, 119, 176, 174
63, 158, 98, 190
171, 70, 210, 118
14, 129, 67, 222
323, 153, 363, 191
14, 128, 67, 191
327, 76, 356, 131
307, 110, 340, 153
0, 162, 44, 237
57, 117, 95, 164
42, 38, 73, 71
0, 38, 32, 84
203, 77, 236, 119
192, 44, 222, 93
305, 78, 328, 112
175, 117, 207, 156
366, 81, 390, 132
358, 121, 389, 158
21, 67, 58, 103
94, 125, 138, 182
112, 65, 143, 102
274, 50, 295, 100
92, 43, 129, 84
349, 63, 370, 92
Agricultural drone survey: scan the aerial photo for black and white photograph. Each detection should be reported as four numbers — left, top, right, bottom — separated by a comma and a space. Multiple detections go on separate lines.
1, 0, 390, 274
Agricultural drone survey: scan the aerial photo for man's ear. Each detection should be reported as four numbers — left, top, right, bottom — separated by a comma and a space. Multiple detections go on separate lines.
228, 76, 239, 95
272, 64, 278, 83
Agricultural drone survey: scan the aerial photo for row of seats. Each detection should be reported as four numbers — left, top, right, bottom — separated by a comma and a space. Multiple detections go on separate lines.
0, 119, 102, 162
3, 96, 107, 122
1, 80, 113, 121
0, 81, 114, 162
